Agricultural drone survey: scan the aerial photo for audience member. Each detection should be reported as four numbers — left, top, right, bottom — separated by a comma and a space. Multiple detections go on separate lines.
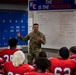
24, 57, 54, 75
3, 51, 35, 75
33, 51, 47, 68
0, 70, 3, 75
0, 57, 5, 69
0, 38, 18, 62
48, 47, 76, 75
0, 57, 4, 75
69, 46, 76, 60
38, 51, 47, 58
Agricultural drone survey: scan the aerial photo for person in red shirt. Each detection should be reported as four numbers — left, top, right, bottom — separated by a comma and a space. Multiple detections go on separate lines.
0, 57, 5, 69
69, 46, 76, 60
48, 47, 76, 75
24, 57, 54, 75
0, 57, 5, 75
3, 51, 35, 75
0, 70, 3, 75
0, 38, 18, 62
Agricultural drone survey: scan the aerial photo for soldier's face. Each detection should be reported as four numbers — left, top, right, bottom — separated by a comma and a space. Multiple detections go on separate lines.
33, 25, 39, 32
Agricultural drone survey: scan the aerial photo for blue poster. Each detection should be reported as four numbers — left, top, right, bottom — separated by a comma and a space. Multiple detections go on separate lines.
29, 0, 76, 10
0, 10, 28, 47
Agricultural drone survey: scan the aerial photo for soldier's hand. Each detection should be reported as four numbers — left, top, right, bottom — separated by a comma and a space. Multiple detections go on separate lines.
17, 32, 20, 37
37, 37, 43, 42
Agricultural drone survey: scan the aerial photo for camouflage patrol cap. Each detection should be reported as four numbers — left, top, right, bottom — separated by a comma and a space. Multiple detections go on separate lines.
8, 38, 18, 47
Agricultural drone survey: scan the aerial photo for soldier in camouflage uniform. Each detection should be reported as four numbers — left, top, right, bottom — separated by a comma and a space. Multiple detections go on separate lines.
17, 23, 46, 65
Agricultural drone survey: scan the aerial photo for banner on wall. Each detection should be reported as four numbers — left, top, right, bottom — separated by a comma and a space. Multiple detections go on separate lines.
29, 0, 76, 10
0, 10, 28, 47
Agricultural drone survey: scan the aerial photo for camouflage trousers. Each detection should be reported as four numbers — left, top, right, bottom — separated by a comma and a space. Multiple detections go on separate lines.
27, 49, 41, 65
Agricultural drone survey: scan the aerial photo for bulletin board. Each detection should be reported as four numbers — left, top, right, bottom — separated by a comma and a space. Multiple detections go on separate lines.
0, 10, 28, 47
34, 11, 76, 49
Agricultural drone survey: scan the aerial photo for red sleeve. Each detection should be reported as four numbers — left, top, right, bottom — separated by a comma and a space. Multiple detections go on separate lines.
23, 64, 35, 72
0, 70, 3, 75
0, 49, 18, 62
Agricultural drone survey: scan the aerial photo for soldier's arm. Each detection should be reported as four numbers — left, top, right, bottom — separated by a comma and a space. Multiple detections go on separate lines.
18, 34, 30, 42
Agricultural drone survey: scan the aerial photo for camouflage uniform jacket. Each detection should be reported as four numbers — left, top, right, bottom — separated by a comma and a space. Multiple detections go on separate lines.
18, 31, 46, 52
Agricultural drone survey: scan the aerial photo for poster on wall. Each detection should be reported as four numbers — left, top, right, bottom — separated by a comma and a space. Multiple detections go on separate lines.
0, 10, 28, 48
29, 0, 76, 10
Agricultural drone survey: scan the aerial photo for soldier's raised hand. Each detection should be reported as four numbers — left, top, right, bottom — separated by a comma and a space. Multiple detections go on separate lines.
17, 32, 20, 37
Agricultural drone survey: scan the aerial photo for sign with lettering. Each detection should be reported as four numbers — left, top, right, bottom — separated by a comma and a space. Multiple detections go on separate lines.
29, 0, 76, 10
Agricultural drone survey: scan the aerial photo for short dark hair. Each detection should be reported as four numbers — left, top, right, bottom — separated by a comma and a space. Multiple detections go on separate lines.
39, 51, 47, 58
8, 38, 18, 47
59, 47, 69, 59
33, 23, 39, 26
69, 46, 76, 54
35, 57, 51, 72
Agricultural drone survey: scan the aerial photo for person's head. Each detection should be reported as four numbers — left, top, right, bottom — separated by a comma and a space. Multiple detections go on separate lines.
33, 23, 39, 32
11, 51, 25, 67
69, 46, 76, 54
59, 47, 69, 59
35, 57, 51, 72
8, 38, 18, 49
38, 51, 47, 58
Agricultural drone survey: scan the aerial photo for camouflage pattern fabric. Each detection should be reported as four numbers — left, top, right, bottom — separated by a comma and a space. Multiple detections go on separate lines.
19, 31, 46, 65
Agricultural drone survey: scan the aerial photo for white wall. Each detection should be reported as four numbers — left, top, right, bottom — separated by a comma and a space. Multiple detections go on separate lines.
0, 4, 28, 11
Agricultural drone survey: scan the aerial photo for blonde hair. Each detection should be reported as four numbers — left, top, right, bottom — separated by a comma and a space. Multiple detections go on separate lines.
11, 51, 25, 67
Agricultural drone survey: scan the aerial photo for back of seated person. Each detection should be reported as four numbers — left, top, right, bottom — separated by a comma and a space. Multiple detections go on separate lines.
34, 51, 47, 63
0, 57, 5, 73
33, 51, 47, 67
0, 57, 5, 69
38, 51, 47, 58
0, 70, 3, 75
3, 51, 35, 75
0, 38, 18, 62
24, 57, 54, 75
69, 46, 76, 60
48, 47, 76, 75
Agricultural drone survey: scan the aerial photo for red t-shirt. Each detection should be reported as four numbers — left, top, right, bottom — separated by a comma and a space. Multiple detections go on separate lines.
70, 54, 76, 60
48, 57, 76, 75
0, 70, 3, 75
0, 57, 5, 69
24, 72, 54, 75
4, 61, 35, 75
0, 49, 18, 62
